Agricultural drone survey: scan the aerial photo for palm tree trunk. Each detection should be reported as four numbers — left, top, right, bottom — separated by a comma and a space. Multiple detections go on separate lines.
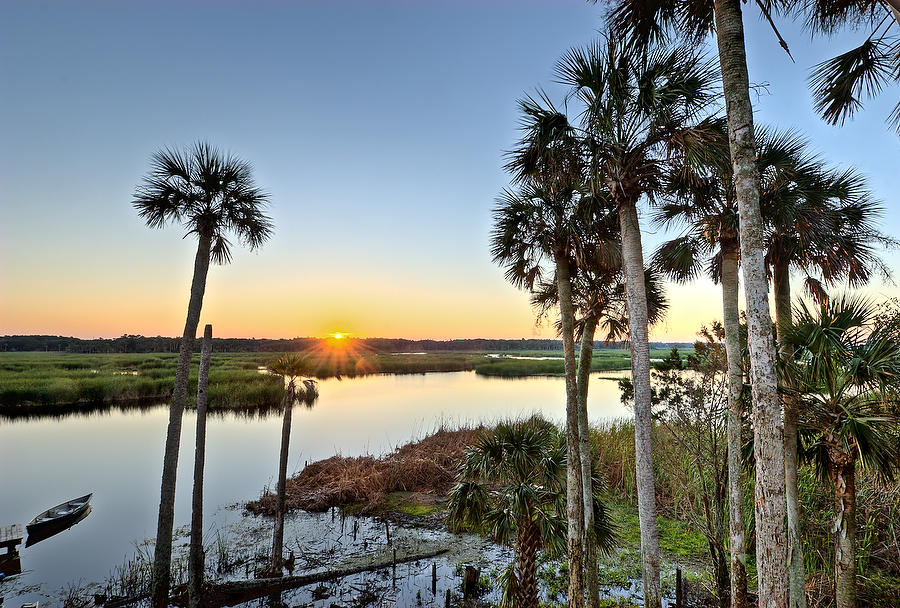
617, 202, 662, 608
773, 262, 791, 345
577, 317, 601, 608
555, 251, 586, 608
516, 519, 540, 608
152, 234, 212, 608
833, 461, 857, 608
773, 261, 806, 608
272, 384, 294, 575
189, 324, 212, 608
721, 242, 748, 608
712, 3, 788, 607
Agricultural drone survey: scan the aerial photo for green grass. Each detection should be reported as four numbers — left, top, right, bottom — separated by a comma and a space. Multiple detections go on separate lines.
607, 499, 708, 560
0, 347, 693, 412
474, 356, 630, 377
0, 352, 284, 414
378, 492, 444, 517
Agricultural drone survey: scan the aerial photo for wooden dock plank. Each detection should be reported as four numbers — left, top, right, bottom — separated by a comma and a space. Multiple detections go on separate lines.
0, 524, 24, 553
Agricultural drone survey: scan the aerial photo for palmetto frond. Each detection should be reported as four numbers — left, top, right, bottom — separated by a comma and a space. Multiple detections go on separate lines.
447, 418, 579, 558
267, 353, 317, 406
652, 234, 709, 284
785, 294, 900, 480
531, 258, 669, 343
655, 119, 892, 290
802, 0, 900, 133
761, 143, 893, 288
133, 141, 274, 265
505, 92, 583, 187
601, 0, 713, 50
491, 94, 593, 294
590, 493, 619, 557
556, 33, 719, 208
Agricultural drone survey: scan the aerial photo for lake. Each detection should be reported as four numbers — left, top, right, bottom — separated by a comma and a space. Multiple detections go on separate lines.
0, 370, 631, 603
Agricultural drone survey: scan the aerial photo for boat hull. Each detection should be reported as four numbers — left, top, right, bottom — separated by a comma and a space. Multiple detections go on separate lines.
25, 493, 93, 536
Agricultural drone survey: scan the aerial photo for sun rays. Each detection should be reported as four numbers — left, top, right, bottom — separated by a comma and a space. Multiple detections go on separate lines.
309, 332, 378, 377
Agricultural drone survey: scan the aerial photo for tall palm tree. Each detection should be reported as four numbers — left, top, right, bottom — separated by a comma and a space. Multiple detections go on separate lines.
556, 35, 719, 608
133, 142, 273, 608
493, 95, 592, 607
652, 118, 751, 608
602, 2, 795, 604
447, 418, 616, 608
785, 295, 900, 608
762, 152, 891, 606
189, 324, 213, 608
655, 125, 891, 607
531, 247, 668, 608
267, 353, 317, 575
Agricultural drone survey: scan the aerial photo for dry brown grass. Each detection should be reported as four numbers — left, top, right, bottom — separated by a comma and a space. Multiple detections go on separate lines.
246, 426, 481, 515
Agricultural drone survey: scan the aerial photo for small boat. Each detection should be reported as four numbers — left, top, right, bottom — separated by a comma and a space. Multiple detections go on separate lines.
26, 494, 92, 534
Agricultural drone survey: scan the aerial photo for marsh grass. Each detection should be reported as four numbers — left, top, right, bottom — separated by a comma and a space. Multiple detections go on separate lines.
246, 426, 481, 514
0, 350, 683, 411
473, 348, 690, 377
0, 352, 283, 412
0, 352, 487, 412
474, 356, 629, 377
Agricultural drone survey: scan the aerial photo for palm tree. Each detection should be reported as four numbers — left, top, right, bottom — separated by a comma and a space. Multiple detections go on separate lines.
531, 246, 668, 608
652, 118, 750, 608
602, 2, 795, 603
189, 324, 213, 608
493, 95, 592, 607
555, 35, 719, 608
784, 295, 900, 608
447, 418, 616, 608
655, 125, 891, 607
267, 353, 317, 575
762, 151, 891, 605
133, 141, 273, 608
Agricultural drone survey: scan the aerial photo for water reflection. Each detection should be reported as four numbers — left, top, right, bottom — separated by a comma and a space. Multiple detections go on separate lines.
0, 371, 629, 602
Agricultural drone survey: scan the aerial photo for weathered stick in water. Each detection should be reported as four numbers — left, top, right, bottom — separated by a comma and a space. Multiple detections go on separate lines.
190, 324, 213, 608
170, 548, 450, 608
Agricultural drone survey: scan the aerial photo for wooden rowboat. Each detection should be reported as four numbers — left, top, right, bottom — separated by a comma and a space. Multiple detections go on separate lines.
26, 493, 92, 534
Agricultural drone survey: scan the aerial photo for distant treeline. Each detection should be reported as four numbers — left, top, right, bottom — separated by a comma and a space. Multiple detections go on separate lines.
0, 334, 692, 354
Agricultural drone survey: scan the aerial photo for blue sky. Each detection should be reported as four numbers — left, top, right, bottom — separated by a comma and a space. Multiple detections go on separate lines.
1, 1, 897, 340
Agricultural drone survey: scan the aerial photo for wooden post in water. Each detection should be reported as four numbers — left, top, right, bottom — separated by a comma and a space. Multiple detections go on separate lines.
462, 565, 479, 602
445, 589, 450, 608
353, 520, 358, 541
385, 520, 391, 545
432, 562, 437, 594
189, 324, 213, 608
675, 566, 683, 608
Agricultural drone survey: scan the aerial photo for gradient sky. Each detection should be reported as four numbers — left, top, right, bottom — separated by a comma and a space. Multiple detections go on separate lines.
1, 1, 898, 341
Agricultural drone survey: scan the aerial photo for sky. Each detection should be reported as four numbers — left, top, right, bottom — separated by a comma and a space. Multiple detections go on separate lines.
1, 1, 898, 341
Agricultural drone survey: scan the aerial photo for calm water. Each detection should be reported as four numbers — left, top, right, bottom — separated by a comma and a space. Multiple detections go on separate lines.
0, 371, 630, 602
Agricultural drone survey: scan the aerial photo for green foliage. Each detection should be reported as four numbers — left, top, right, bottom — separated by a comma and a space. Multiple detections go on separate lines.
0, 352, 487, 412
786, 295, 900, 482
447, 417, 570, 550
0, 352, 281, 412
133, 141, 273, 265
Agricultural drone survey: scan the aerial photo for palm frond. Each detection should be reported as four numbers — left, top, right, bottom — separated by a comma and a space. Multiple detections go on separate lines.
132, 141, 273, 263
809, 36, 899, 126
